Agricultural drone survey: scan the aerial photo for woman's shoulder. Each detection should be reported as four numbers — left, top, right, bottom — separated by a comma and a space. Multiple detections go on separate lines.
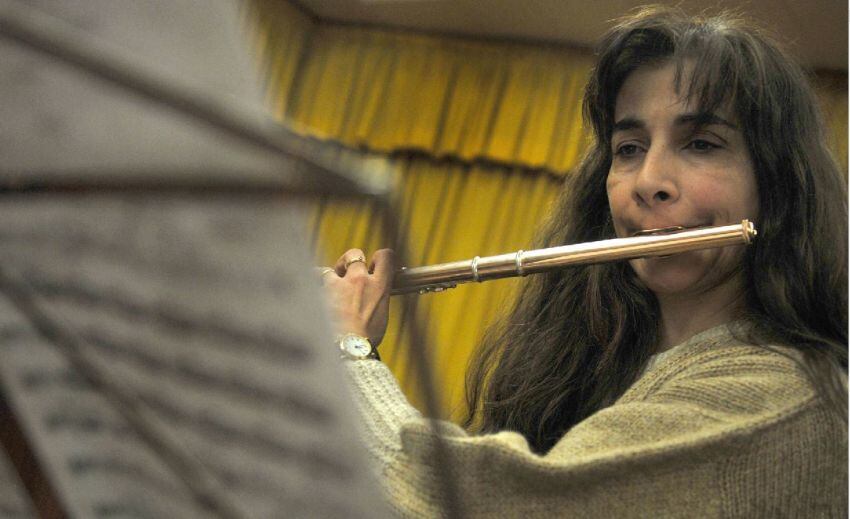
627, 323, 821, 420
550, 324, 840, 475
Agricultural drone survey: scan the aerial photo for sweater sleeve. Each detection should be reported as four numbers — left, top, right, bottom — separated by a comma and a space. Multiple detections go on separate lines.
344, 346, 843, 518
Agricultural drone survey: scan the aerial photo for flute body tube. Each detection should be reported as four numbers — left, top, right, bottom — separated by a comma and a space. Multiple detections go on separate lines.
391, 220, 757, 295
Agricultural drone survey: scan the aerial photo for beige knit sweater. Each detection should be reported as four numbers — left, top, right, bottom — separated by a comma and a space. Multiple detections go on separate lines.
346, 324, 848, 518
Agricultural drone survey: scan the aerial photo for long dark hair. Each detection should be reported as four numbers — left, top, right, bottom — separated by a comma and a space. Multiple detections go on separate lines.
465, 7, 848, 454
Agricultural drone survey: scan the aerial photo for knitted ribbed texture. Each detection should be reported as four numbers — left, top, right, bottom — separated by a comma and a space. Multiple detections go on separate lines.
346, 324, 848, 518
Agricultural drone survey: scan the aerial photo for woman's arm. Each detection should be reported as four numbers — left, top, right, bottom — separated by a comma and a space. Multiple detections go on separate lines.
345, 346, 842, 518
322, 250, 845, 517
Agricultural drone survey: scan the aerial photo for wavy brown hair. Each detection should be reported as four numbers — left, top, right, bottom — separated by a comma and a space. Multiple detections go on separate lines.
464, 7, 848, 454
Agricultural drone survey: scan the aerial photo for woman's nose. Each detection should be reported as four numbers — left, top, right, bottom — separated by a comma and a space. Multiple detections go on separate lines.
632, 147, 679, 207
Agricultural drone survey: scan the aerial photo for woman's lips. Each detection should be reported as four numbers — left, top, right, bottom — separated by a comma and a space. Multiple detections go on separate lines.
631, 223, 711, 237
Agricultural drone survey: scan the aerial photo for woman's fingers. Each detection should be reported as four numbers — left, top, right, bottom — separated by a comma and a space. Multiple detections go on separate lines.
318, 267, 337, 284
332, 248, 396, 278
324, 248, 395, 346
334, 248, 368, 276
370, 248, 396, 289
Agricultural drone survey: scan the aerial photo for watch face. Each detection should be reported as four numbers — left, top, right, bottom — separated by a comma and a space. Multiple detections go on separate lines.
341, 334, 372, 358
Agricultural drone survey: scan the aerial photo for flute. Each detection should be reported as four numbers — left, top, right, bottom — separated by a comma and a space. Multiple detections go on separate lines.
392, 220, 757, 295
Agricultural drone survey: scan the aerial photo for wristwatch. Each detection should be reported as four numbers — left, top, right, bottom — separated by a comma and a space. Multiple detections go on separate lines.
337, 333, 380, 360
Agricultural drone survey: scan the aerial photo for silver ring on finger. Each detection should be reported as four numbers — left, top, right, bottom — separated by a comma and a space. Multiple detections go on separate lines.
344, 256, 366, 269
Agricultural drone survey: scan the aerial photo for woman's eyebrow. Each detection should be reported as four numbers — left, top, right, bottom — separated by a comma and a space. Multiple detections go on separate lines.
676, 112, 738, 129
612, 112, 738, 135
612, 117, 644, 133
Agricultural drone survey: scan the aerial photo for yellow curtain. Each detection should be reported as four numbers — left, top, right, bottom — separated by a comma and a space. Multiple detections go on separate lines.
246, 0, 848, 422
274, 24, 593, 174
244, 0, 314, 116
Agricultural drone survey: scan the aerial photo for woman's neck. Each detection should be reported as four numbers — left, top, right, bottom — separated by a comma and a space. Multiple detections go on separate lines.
656, 277, 746, 353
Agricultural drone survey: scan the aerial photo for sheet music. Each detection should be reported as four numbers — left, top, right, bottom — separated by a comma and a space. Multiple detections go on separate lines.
0, 1, 391, 515
0, 0, 312, 187
0, 196, 388, 518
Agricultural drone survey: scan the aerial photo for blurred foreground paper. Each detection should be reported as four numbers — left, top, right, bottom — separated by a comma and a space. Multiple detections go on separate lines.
0, 0, 389, 517
0, 0, 375, 196
0, 199, 388, 518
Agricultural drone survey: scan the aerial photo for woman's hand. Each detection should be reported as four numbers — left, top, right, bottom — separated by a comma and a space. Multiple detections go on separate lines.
322, 248, 395, 347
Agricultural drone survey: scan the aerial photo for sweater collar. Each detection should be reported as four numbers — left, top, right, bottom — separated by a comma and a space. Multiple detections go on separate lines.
642, 320, 751, 375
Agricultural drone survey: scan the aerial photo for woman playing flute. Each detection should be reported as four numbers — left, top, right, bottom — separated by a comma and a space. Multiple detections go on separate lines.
323, 7, 847, 517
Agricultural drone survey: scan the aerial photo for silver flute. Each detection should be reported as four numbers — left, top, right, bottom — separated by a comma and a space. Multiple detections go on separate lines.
391, 220, 757, 295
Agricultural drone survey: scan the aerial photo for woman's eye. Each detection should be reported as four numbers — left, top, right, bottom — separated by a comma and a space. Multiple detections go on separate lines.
615, 143, 642, 156
687, 139, 720, 152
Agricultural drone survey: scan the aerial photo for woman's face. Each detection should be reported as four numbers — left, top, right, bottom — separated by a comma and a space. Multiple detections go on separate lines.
605, 62, 759, 298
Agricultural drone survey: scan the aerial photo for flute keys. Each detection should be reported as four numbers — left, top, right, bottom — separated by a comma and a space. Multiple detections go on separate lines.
417, 282, 458, 295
